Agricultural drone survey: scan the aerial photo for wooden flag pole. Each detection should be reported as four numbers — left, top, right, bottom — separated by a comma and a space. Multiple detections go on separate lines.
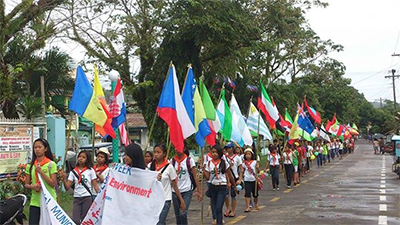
200, 146, 205, 225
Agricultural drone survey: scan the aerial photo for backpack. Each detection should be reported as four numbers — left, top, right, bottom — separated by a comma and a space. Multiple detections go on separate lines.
172, 157, 197, 191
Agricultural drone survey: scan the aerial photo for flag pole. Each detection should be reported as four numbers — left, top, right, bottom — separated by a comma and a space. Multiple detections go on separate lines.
145, 114, 157, 151
254, 96, 262, 196
200, 146, 205, 225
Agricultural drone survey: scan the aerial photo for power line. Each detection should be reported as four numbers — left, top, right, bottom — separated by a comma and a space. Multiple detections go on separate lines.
352, 62, 400, 85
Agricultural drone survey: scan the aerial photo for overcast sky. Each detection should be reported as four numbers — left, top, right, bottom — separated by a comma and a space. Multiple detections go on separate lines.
306, 0, 400, 102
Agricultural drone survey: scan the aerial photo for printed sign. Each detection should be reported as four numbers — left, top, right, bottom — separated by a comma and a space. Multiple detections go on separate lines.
82, 164, 165, 225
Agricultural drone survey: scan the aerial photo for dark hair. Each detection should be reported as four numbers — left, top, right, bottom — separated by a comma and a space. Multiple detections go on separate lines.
212, 144, 226, 174
125, 144, 146, 169
77, 150, 93, 168
149, 144, 167, 171
96, 152, 109, 166
184, 148, 190, 157
30, 138, 54, 174
145, 151, 154, 159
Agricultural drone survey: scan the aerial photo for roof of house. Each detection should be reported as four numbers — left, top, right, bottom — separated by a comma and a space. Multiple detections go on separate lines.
127, 113, 147, 128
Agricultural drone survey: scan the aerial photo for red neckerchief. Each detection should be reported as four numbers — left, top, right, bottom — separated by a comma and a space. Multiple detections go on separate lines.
285, 150, 291, 162
155, 159, 169, 171
173, 155, 187, 174
74, 167, 88, 184
226, 153, 237, 166
211, 159, 221, 179
34, 157, 51, 185
244, 160, 255, 176
94, 164, 108, 174
271, 153, 277, 166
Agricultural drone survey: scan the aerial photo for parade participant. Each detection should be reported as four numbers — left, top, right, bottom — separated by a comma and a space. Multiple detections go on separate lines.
145, 150, 154, 166
315, 142, 323, 167
265, 145, 281, 190
170, 148, 201, 225
60, 150, 99, 224
292, 144, 300, 186
224, 142, 243, 218
379, 137, 385, 155
124, 143, 147, 169
150, 144, 185, 225
94, 148, 110, 193
300, 141, 307, 176
282, 145, 294, 188
204, 144, 237, 225
335, 139, 340, 158
306, 141, 313, 172
25, 138, 58, 225
322, 141, 329, 164
338, 140, 344, 160
330, 140, 336, 160
242, 148, 259, 212
202, 145, 217, 222
373, 138, 379, 154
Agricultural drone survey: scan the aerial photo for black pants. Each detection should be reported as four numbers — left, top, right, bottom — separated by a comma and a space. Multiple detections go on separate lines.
29, 206, 40, 225
284, 164, 294, 186
270, 165, 279, 188
244, 181, 258, 198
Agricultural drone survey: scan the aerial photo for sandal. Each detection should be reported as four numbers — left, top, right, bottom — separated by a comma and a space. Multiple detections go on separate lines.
224, 210, 231, 217
244, 209, 251, 213
228, 213, 235, 217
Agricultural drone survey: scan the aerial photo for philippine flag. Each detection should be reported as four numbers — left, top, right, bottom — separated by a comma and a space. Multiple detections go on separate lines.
109, 79, 126, 128
157, 64, 196, 152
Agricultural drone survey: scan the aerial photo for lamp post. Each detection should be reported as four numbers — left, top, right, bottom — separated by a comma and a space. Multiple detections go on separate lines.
108, 70, 120, 163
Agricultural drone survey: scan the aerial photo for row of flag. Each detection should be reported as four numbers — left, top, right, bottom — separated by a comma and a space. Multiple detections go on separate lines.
157, 64, 360, 152
69, 66, 130, 146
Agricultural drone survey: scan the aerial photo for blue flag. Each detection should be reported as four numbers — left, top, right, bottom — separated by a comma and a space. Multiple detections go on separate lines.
298, 111, 314, 134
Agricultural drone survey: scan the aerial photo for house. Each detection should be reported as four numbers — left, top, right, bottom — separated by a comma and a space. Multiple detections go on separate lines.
126, 113, 148, 148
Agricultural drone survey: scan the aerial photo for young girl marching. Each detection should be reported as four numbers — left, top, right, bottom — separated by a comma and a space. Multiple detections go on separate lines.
224, 142, 243, 218
94, 148, 110, 194
242, 148, 259, 212
265, 145, 281, 190
25, 138, 58, 225
60, 150, 99, 224
204, 144, 236, 225
150, 144, 185, 225
282, 145, 294, 188
171, 149, 201, 225
292, 144, 300, 186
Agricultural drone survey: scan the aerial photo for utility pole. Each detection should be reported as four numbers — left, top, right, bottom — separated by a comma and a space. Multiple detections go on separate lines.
380, 97, 383, 108
385, 69, 400, 112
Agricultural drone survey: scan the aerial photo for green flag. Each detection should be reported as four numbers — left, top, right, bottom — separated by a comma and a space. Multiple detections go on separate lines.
199, 80, 215, 120
220, 89, 232, 141
285, 108, 293, 124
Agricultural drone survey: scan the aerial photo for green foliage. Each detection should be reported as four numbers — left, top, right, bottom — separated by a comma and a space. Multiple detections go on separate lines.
17, 96, 43, 120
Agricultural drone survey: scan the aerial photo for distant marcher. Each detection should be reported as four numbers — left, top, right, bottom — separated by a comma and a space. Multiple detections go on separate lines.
265, 145, 281, 190
242, 148, 259, 212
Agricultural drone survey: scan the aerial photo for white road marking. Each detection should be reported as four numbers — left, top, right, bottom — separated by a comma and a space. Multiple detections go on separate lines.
379, 204, 387, 211
378, 216, 387, 225
380, 189, 386, 194
381, 177, 386, 180
380, 185, 386, 188
381, 180, 386, 184
380, 196, 386, 201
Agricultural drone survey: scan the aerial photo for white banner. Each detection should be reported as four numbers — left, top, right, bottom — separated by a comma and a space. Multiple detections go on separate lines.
82, 163, 165, 225
39, 175, 75, 225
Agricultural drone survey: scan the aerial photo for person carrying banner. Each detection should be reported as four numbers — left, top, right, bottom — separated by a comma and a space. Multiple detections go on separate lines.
94, 147, 110, 196
60, 150, 99, 224
124, 143, 147, 169
242, 148, 260, 212
204, 144, 237, 225
223, 142, 243, 218
25, 138, 58, 225
150, 144, 186, 225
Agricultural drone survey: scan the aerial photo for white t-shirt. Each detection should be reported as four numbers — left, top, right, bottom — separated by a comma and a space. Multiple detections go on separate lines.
316, 146, 323, 153
205, 160, 230, 185
170, 157, 196, 193
242, 160, 257, 182
282, 151, 293, 165
267, 153, 280, 166
68, 168, 97, 197
96, 167, 110, 192
159, 164, 177, 201
307, 146, 313, 157
225, 154, 242, 179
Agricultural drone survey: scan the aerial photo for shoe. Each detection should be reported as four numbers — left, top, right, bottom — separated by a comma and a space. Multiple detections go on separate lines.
288, 186, 292, 189
277, 187, 280, 190
273, 188, 276, 191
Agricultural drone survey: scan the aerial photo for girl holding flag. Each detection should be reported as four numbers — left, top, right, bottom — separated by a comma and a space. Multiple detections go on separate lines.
170, 148, 202, 225
94, 148, 110, 192
204, 144, 237, 225
25, 138, 58, 225
224, 142, 243, 218
265, 145, 281, 190
149, 144, 186, 225
60, 150, 99, 224
282, 145, 294, 188
242, 148, 260, 212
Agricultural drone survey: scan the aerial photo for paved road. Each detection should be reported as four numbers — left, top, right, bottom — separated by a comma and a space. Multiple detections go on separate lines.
166, 140, 400, 225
